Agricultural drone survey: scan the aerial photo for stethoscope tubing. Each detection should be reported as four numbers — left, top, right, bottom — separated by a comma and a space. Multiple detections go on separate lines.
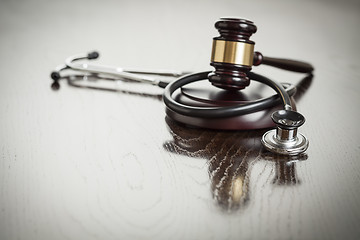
163, 71, 295, 118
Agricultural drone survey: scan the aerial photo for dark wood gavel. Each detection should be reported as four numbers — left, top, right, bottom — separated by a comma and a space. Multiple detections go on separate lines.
208, 18, 314, 90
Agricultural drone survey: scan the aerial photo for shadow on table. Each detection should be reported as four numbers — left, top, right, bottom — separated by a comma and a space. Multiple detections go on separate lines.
52, 74, 163, 100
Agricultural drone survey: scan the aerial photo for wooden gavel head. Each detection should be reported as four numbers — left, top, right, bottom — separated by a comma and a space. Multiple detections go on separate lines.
208, 18, 259, 90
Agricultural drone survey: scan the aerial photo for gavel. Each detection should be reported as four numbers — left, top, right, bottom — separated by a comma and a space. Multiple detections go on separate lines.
208, 18, 313, 90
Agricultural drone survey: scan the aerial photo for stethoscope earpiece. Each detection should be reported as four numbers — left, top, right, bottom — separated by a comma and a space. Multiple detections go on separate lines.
87, 51, 99, 59
51, 71, 61, 81
261, 110, 309, 155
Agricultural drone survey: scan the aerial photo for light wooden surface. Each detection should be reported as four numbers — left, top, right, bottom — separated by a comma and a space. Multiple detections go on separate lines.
1, 0, 360, 239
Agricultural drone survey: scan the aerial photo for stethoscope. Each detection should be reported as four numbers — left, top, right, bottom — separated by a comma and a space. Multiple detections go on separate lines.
51, 18, 314, 156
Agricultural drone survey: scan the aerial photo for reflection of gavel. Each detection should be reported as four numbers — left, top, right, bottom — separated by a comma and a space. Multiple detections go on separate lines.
209, 18, 313, 90
209, 152, 251, 211
163, 117, 259, 210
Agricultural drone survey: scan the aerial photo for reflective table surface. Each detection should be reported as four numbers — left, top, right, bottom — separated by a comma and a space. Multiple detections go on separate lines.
1, 0, 360, 239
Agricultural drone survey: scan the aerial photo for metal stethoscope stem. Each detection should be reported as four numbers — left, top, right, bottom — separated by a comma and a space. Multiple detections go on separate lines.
51, 51, 190, 87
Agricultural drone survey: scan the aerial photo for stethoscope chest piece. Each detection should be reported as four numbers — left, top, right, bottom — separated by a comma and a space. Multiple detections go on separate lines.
261, 110, 309, 155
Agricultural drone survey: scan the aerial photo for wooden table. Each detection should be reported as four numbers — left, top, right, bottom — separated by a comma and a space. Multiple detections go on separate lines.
1, 0, 359, 239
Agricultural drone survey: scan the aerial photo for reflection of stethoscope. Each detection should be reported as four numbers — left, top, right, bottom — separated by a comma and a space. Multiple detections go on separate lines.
51, 18, 313, 156
164, 117, 308, 211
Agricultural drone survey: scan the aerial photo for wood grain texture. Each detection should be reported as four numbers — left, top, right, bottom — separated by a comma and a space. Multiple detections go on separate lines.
1, 0, 360, 239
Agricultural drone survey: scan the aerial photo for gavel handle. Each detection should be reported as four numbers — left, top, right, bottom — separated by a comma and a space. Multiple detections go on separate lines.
253, 52, 314, 73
